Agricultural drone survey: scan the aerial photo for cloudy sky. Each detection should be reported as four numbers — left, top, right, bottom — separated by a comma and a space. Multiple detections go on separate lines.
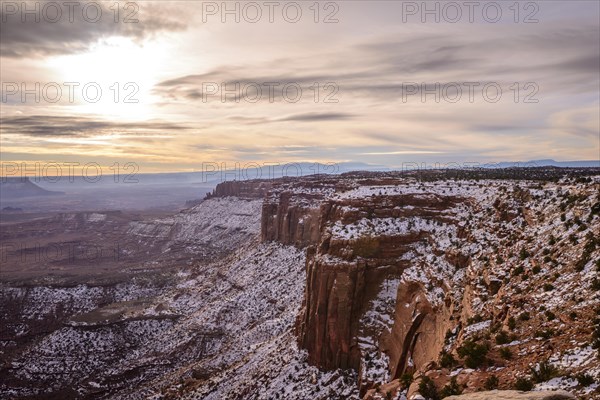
1, 0, 599, 173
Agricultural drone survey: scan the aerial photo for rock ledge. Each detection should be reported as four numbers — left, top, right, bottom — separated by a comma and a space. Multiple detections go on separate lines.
444, 390, 576, 400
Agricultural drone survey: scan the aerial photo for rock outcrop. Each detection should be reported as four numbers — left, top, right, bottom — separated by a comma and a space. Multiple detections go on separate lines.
444, 390, 576, 400
261, 191, 322, 247
383, 280, 454, 379
206, 170, 600, 399
206, 180, 272, 199
295, 192, 465, 377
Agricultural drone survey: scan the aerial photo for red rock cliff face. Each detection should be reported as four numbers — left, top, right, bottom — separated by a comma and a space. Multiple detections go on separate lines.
214, 178, 469, 380
261, 191, 322, 247
294, 193, 466, 374
300, 249, 368, 369
207, 180, 272, 199
381, 280, 454, 379
210, 180, 328, 247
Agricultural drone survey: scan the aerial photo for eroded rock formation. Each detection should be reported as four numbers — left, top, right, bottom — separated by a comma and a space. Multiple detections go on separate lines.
206, 170, 599, 399
206, 180, 272, 199
383, 280, 454, 380
293, 192, 465, 378
261, 191, 322, 247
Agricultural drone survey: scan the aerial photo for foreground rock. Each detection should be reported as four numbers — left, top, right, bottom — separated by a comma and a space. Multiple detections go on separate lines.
444, 390, 576, 399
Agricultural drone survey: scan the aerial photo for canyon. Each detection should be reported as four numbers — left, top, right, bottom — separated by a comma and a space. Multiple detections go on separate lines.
1, 168, 599, 399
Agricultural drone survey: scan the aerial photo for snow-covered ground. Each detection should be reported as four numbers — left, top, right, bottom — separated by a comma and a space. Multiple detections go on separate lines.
2, 174, 599, 399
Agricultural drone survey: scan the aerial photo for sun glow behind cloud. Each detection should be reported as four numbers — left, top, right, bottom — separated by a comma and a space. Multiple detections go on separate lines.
46, 37, 171, 120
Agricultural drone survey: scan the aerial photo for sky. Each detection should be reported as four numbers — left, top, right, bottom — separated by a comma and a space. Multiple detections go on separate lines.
1, 0, 599, 174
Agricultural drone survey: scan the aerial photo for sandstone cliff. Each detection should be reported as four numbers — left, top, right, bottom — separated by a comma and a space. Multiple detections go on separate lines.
295, 192, 465, 381
444, 390, 576, 399
205, 179, 272, 199
208, 171, 600, 399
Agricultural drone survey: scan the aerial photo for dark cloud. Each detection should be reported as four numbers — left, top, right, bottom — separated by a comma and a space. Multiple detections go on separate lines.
0, 115, 188, 138
155, 69, 365, 89
220, 112, 358, 125
224, 113, 356, 125
154, 68, 366, 103
277, 112, 355, 122
0, 1, 189, 58
552, 54, 600, 74
469, 124, 533, 133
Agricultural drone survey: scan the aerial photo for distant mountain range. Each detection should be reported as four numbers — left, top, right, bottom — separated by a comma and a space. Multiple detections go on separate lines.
24, 162, 387, 191
0, 177, 64, 198
485, 159, 600, 168
2, 160, 598, 196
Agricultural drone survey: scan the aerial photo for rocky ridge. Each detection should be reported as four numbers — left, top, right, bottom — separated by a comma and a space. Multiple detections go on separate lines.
209, 168, 600, 399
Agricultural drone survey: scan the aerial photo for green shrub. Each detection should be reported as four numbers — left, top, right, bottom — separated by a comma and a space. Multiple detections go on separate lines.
592, 312, 600, 358
495, 330, 510, 345
518, 312, 530, 321
575, 234, 596, 271
535, 329, 555, 340
568, 234, 578, 244
591, 201, 600, 216
457, 339, 489, 369
519, 248, 530, 260
569, 311, 577, 320
514, 377, 534, 391
418, 376, 440, 400
467, 314, 484, 325
576, 373, 595, 386
484, 375, 499, 390
400, 373, 413, 389
439, 350, 456, 369
439, 376, 462, 398
500, 347, 512, 360
508, 317, 516, 330
531, 360, 558, 383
